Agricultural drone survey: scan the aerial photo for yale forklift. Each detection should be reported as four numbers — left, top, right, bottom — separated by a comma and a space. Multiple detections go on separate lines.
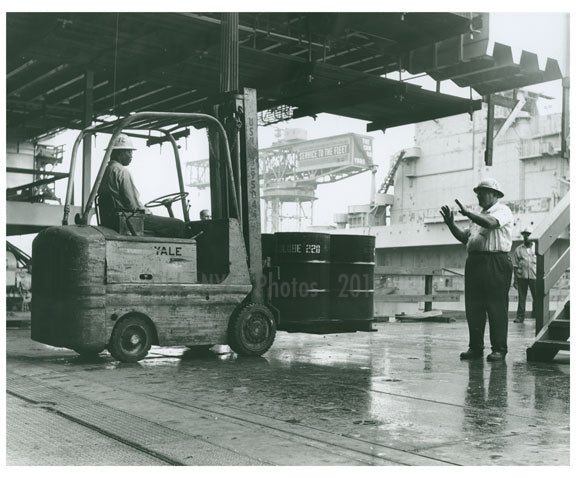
31, 108, 277, 362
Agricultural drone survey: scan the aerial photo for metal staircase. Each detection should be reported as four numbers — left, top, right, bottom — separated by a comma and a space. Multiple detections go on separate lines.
526, 193, 570, 362
378, 149, 406, 194
527, 298, 570, 361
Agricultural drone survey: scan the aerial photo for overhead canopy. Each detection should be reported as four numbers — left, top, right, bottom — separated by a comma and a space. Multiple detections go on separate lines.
7, 12, 481, 140
7, 12, 563, 141
408, 40, 564, 96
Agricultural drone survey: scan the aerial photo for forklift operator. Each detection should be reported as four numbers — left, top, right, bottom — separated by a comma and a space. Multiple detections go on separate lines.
98, 134, 191, 238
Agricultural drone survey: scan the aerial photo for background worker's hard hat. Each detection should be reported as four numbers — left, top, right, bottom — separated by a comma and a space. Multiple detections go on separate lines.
473, 178, 504, 198
520, 226, 533, 234
109, 134, 136, 150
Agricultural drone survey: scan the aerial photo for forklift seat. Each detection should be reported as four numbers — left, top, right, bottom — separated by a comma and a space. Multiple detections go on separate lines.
95, 194, 144, 236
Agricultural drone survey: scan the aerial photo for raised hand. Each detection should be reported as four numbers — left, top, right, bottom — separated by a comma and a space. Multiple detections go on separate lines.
454, 199, 469, 217
440, 205, 454, 225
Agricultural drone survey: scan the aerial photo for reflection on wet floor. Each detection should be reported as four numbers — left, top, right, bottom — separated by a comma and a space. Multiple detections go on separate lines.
463, 361, 508, 438
6, 321, 570, 465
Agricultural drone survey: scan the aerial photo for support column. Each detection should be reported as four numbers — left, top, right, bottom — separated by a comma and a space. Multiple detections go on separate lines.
272, 198, 279, 233
82, 70, 94, 208
218, 13, 241, 221
534, 250, 551, 334
484, 94, 494, 166
561, 77, 570, 159
424, 275, 433, 312
220, 13, 239, 93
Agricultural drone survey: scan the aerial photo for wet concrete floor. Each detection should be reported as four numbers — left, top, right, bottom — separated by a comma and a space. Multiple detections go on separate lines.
6, 319, 570, 466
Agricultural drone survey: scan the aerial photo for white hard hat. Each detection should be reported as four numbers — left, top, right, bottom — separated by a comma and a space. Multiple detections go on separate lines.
109, 134, 136, 151
473, 178, 504, 198
520, 226, 533, 234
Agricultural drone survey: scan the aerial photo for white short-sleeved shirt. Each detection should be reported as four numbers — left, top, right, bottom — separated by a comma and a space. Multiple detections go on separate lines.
465, 201, 514, 253
514, 243, 537, 279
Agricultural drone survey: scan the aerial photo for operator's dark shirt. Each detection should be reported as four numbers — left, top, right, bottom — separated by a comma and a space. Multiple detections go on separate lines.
98, 159, 143, 212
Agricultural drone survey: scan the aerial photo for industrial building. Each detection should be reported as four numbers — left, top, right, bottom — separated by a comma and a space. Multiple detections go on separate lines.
342, 94, 570, 319
4, 11, 570, 467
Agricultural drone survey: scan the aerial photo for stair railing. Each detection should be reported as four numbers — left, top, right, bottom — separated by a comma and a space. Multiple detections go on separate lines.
530, 193, 570, 333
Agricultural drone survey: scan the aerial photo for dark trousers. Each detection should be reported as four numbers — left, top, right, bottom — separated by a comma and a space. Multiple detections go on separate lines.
516, 278, 536, 320
144, 215, 189, 238
464, 252, 513, 353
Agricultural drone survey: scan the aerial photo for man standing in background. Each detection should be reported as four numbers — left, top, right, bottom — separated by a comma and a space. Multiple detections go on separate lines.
513, 227, 537, 323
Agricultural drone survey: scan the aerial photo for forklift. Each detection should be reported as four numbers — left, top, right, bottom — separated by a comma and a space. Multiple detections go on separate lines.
31, 106, 278, 362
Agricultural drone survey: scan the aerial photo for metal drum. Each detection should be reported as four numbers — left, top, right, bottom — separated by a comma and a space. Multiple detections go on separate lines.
261, 233, 275, 267
271, 232, 331, 327
330, 234, 375, 326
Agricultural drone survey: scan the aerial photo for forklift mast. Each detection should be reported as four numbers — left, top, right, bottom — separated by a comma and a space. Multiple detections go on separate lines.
210, 88, 264, 305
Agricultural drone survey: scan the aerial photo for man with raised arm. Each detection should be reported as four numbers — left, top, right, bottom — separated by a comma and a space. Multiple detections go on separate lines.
440, 178, 514, 362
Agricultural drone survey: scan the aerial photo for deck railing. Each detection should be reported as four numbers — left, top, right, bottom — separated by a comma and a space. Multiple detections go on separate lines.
374, 267, 463, 311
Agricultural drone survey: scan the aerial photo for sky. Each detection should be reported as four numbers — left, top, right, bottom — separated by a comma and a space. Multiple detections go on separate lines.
5, 11, 571, 253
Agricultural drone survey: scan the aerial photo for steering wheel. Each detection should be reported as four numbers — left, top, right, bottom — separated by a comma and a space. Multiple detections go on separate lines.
145, 192, 188, 218
145, 191, 188, 209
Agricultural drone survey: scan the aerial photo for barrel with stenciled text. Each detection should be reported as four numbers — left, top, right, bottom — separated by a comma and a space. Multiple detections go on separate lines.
261, 233, 275, 267
330, 234, 375, 323
271, 232, 330, 327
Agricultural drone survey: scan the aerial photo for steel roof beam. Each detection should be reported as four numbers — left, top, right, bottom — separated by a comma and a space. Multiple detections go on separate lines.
367, 99, 482, 131
292, 83, 408, 119
7, 98, 80, 116
180, 13, 327, 49
8, 64, 70, 97
29, 74, 84, 102
7, 59, 38, 79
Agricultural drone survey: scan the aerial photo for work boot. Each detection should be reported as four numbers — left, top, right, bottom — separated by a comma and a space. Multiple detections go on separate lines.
513, 318, 524, 323
460, 349, 483, 360
486, 351, 506, 362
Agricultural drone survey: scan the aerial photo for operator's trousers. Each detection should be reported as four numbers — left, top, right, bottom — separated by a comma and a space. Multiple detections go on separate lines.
144, 214, 190, 238
464, 251, 513, 354
516, 278, 536, 320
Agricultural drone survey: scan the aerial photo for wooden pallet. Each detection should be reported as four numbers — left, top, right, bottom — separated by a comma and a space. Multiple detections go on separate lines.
395, 310, 455, 323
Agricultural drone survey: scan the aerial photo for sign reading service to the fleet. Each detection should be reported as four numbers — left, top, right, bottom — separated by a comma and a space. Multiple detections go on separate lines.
294, 133, 373, 172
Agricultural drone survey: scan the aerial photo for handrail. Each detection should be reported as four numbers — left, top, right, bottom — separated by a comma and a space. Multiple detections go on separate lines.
531, 193, 570, 333
531, 193, 570, 253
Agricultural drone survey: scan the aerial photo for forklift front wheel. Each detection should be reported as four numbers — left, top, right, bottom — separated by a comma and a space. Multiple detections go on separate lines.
228, 304, 276, 356
109, 316, 153, 363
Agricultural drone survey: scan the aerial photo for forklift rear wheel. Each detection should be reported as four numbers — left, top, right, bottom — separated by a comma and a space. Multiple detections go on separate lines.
108, 316, 153, 363
228, 304, 276, 356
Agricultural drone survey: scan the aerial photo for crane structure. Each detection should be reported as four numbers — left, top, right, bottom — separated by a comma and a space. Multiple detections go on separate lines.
186, 129, 375, 232
7, 143, 66, 204
6, 241, 32, 312
353, 148, 411, 229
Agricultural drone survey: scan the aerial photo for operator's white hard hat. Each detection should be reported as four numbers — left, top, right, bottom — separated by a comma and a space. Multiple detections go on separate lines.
473, 178, 504, 198
520, 226, 533, 234
109, 134, 136, 150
